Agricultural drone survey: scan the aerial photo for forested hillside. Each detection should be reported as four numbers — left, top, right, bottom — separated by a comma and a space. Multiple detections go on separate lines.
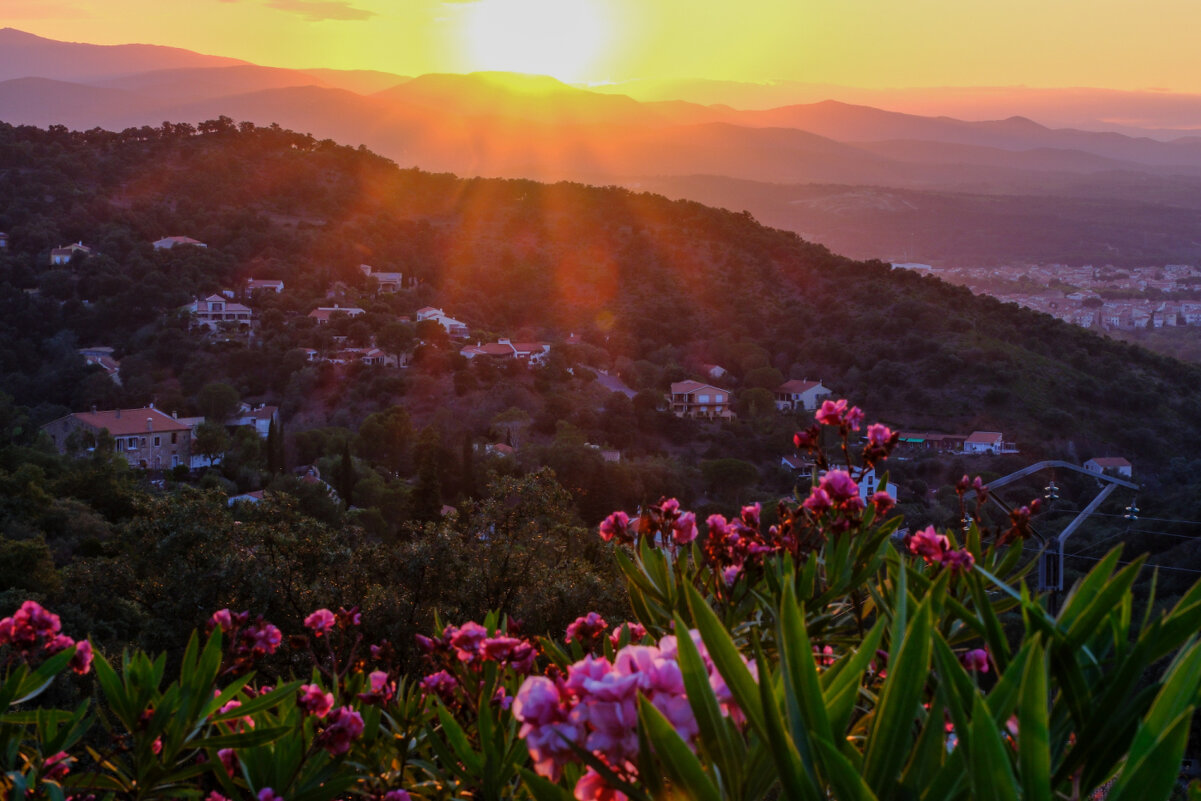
2, 120, 1201, 659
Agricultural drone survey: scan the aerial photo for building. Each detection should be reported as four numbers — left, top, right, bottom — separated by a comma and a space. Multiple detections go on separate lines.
774, 379, 832, 412
963, 431, 1018, 455
78, 347, 121, 384
153, 236, 207, 250
246, 278, 284, 294
667, 381, 735, 420
230, 404, 279, 438
359, 264, 405, 292
898, 432, 967, 452
42, 406, 193, 470
309, 305, 366, 324
49, 242, 94, 265
187, 295, 253, 329
1084, 456, 1133, 478
460, 339, 551, 365
415, 307, 469, 338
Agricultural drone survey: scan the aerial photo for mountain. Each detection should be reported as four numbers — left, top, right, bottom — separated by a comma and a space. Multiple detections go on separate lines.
299, 68, 411, 95
93, 65, 334, 101
0, 28, 247, 82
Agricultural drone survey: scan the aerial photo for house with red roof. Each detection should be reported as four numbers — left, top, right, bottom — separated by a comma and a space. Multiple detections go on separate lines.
359, 264, 405, 293
1084, 456, 1133, 478
667, 381, 735, 420
460, 339, 550, 365
49, 242, 94, 265
246, 278, 284, 294
963, 431, 1019, 455
42, 406, 193, 470
308, 305, 366, 324
774, 379, 832, 412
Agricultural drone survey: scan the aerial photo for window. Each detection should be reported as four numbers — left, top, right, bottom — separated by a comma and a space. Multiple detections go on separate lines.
153, 436, 161, 446
714, 394, 724, 402
171, 432, 177, 444
698, 394, 710, 403
126, 438, 137, 450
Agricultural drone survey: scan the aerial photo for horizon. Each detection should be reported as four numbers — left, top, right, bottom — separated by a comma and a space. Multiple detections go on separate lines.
6, 0, 1201, 96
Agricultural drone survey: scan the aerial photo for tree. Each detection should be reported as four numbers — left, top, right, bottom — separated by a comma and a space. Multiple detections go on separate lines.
197, 382, 240, 423
193, 421, 230, 465
355, 407, 411, 475
411, 426, 442, 522
700, 458, 759, 502
336, 441, 357, 509
490, 407, 531, 449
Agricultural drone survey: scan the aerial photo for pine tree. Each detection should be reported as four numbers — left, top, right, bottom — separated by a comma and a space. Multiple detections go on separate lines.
337, 441, 356, 509
461, 431, 475, 499
412, 426, 442, 521
266, 418, 279, 474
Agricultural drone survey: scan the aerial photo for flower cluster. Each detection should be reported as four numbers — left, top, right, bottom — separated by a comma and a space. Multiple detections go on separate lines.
513, 629, 755, 799
815, 398, 864, 431
999, 499, 1043, 545
0, 601, 92, 675
863, 422, 899, 466
906, 526, 975, 573
208, 609, 283, 673
415, 621, 538, 707
703, 504, 778, 575
303, 606, 361, 638
315, 706, 365, 756
565, 613, 608, 650
598, 498, 697, 548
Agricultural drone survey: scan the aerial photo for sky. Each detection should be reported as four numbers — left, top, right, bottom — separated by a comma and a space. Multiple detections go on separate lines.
5, 0, 1201, 91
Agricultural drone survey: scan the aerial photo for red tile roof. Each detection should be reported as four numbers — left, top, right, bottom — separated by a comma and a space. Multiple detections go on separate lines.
777, 379, 823, 393
965, 431, 1003, 444
1089, 456, 1131, 468
67, 407, 190, 436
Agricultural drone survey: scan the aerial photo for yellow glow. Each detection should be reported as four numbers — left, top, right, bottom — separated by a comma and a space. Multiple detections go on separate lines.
460, 0, 612, 83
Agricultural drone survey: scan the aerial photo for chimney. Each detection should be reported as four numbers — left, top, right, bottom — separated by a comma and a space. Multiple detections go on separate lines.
91, 404, 97, 413
147, 417, 153, 432
172, 411, 178, 419
115, 409, 121, 419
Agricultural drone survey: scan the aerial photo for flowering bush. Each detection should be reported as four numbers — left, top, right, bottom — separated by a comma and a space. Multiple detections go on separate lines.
0, 400, 1198, 800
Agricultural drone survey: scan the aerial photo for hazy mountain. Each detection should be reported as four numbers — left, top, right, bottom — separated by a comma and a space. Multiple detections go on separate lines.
299, 68, 411, 95
93, 65, 333, 101
0, 28, 247, 83
0, 77, 163, 128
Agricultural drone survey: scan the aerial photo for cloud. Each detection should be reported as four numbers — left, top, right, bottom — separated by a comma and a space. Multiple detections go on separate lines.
264, 0, 376, 21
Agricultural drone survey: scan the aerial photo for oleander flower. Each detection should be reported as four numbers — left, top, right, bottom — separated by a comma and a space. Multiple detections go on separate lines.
963, 648, 990, 673
297, 684, 334, 718
304, 609, 336, 636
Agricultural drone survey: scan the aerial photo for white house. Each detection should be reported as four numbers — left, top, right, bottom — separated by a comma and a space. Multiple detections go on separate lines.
246, 278, 284, 294
230, 403, 278, 438
309, 305, 366, 324
415, 307, 469, 338
153, 236, 207, 250
460, 339, 551, 365
774, 379, 833, 412
187, 295, 253, 329
963, 431, 1018, 455
359, 264, 405, 292
1084, 456, 1133, 478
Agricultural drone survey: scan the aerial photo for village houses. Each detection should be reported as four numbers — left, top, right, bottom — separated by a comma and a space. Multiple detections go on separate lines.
309, 305, 366, 324
187, 295, 253, 329
460, 339, 551, 365
359, 264, 406, 293
49, 242, 94, 265
774, 379, 833, 412
416, 307, 470, 338
1084, 456, 1133, 478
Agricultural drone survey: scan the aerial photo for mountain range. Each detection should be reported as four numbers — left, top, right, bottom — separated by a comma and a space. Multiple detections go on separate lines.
6, 27, 1201, 265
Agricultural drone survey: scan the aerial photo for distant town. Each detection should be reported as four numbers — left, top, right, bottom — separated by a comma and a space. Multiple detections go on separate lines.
894, 261, 1201, 330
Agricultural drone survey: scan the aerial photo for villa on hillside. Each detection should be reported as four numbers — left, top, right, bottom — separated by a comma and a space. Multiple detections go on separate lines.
898, 432, 968, 452
774, 379, 832, 412
49, 242, 94, 265
79, 346, 121, 384
187, 295, 253, 329
460, 339, 551, 365
963, 431, 1019, 455
42, 406, 193, 470
1084, 456, 1133, 478
153, 235, 207, 250
667, 381, 735, 420
246, 278, 284, 294
416, 307, 469, 338
230, 403, 279, 438
360, 264, 405, 292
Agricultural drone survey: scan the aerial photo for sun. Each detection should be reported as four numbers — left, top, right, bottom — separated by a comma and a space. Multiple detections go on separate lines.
460, 0, 612, 83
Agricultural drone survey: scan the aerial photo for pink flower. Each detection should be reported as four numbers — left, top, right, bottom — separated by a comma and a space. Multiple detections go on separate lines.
740, 503, 761, 527
206, 793, 231, 801
941, 548, 975, 573
304, 609, 335, 636
598, 511, 630, 543
908, 526, 949, 564
420, 670, 459, 703
871, 491, 895, 514
357, 670, 394, 705
247, 621, 282, 655
819, 470, 859, 503
963, 648, 990, 673
672, 511, 698, 545
151, 737, 163, 755
660, 498, 680, 516
257, 789, 284, 801
574, 769, 628, 801
514, 676, 565, 729
383, 792, 412, 801
69, 640, 94, 675
44, 634, 74, 655
450, 621, 489, 662
318, 706, 364, 756
723, 565, 741, 587
608, 622, 646, 648
802, 487, 832, 514
815, 399, 864, 430
218, 747, 238, 777
814, 644, 835, 667
297, 684, 334, 718
867, 423, 893, 448
565, 613, 608, 647
43, 751, 71, 781
210, 609, 234, 633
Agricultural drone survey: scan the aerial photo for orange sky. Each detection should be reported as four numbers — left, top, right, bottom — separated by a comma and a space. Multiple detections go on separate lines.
6, 0, 1201, 91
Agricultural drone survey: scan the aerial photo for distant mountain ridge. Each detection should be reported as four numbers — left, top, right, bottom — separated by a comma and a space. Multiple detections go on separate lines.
6, 28, 1201, 264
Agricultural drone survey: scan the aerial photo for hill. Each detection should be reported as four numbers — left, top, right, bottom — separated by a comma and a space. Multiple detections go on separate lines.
1, 120, 1199, 470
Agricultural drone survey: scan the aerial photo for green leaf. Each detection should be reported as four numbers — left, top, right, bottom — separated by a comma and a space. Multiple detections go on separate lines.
519, 768, 575, 801
684, 582, 765, 739
637, 696, 721, 801
196, 725, 292, 749
1106, 709, 1194, 801
967, 694, 1019, 801
672, 612, 743, 787
1017, 640, 1050, 801
754, 638, 819, 801
862, 591, 933, 795
813, 738, 880, 801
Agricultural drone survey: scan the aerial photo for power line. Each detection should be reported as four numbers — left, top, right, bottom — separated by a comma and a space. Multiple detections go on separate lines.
1085, 511, 1201, 526
1062, 552, 1201, 576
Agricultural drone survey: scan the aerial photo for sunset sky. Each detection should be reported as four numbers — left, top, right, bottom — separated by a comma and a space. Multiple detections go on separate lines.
5, 0, 1201, 91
